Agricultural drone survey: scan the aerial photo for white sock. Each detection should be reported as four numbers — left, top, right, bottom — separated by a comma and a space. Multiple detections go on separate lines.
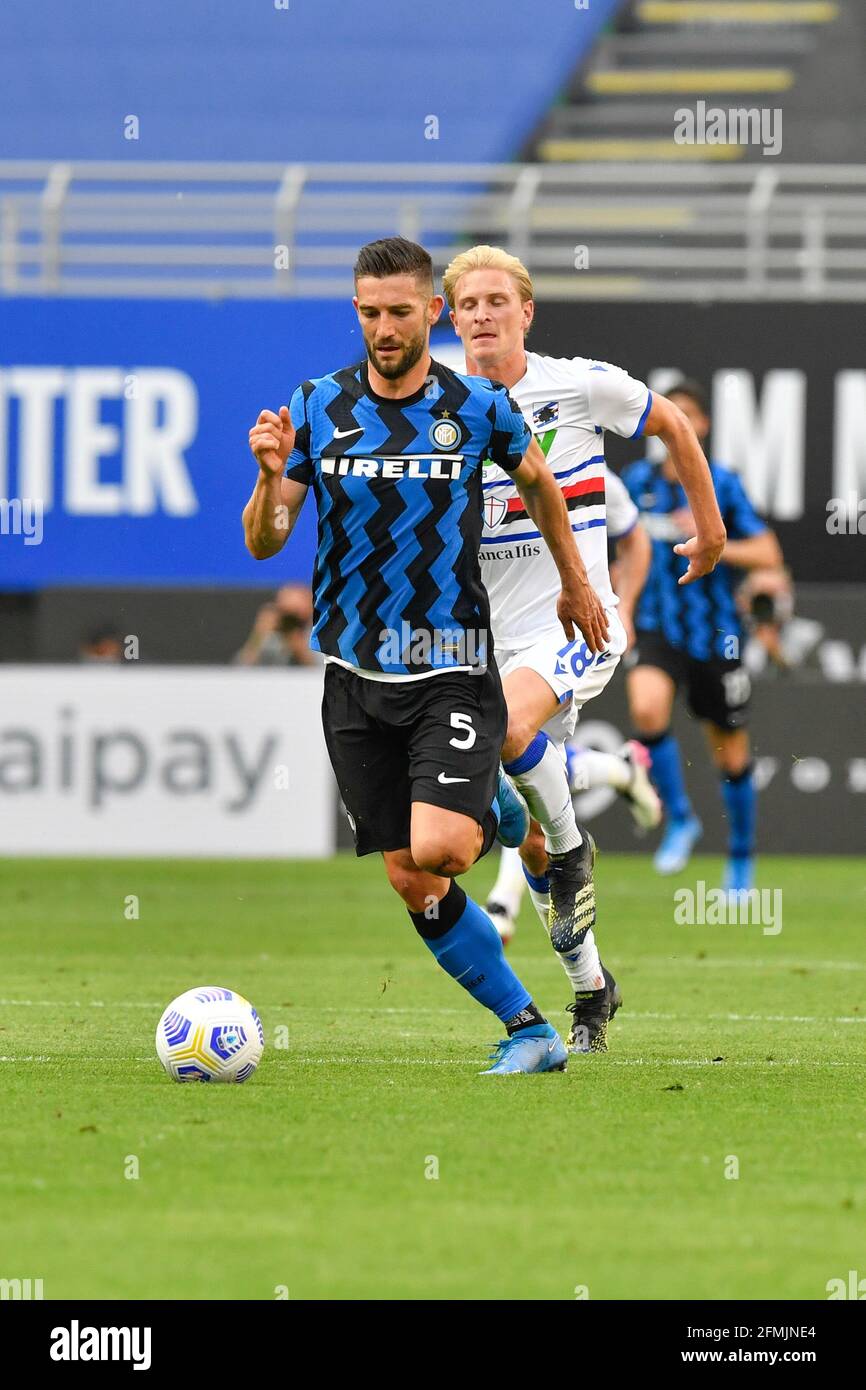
507, 734, 582, 856
527, 883, 551, 930
487, 846, 526, 919
526, 879, 603, 993
556, 927, 604, 993
570, 748, 631, 793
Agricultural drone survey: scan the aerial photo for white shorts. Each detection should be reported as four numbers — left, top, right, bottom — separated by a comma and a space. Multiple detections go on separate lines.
496, 609, 627, 748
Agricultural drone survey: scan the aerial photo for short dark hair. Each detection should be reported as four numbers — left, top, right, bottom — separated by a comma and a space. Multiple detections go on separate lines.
353, 237, 433, 292
667, 377, 710, 417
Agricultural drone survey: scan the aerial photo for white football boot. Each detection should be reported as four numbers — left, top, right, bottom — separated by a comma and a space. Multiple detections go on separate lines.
620, 740, 663, 830
485, 900, 517, 947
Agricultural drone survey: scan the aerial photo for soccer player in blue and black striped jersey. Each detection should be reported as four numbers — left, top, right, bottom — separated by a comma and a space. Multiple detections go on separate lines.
243, 237, 613, 1074
622, 379, 783, 892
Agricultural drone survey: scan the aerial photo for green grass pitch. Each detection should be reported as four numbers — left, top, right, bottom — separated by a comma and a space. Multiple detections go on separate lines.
1, 852, 864, 1301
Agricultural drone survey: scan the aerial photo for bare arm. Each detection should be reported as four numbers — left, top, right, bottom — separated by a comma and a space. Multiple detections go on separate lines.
723, 528, 783, 571
510, 437, 610, 653
243, 407, 308, 559
612, 520, 651, 647
643, 394, 726, 584
243, 474, 307, 559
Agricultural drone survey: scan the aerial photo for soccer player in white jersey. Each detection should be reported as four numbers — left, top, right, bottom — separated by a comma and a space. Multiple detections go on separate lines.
444, 245, 726, 1051
486, 465, 662, 945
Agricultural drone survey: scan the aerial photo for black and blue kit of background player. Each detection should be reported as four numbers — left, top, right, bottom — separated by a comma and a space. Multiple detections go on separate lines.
284, 354, 564, 1061
622, 455, 769, 882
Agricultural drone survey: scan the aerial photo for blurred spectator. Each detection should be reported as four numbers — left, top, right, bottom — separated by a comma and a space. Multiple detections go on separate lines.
79, 623, 125, 663
234, 584, 318, 667
739, 567, 824, 675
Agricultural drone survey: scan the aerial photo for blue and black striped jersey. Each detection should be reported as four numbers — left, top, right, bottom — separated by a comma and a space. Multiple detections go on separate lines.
285, 358, 530, 675
621, 459, 767, 662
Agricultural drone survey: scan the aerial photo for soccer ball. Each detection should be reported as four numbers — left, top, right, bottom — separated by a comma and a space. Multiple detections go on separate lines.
155, 986, 265, 1083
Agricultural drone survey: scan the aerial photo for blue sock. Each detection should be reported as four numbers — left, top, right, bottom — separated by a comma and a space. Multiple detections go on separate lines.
643, 730, 693, 823
503, 731, 547, 776
409, 882, 533, 1024
522, 864, 550, 894
721, 764, 756, 858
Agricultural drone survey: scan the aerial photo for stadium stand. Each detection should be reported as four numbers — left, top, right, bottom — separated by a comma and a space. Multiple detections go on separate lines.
2, 2, 864, 300
0, 0, 621, 163
519, 0, 866, 297
531, 0, 858, 164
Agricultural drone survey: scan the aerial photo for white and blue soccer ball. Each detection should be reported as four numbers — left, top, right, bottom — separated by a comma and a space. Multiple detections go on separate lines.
155, 986, 265, 1083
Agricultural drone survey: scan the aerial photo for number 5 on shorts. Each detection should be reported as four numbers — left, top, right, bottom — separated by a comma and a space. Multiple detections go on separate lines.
449, 712, 477, 750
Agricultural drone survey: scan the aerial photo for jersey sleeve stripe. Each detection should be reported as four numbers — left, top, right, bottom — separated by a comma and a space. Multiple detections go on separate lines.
481, 453, 606, 492
629, 390, 653, 439
480, 517, 607, 545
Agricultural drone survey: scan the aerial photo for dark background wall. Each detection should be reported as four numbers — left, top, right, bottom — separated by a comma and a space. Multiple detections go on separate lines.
21, 586, 273, 665
533, 301, 866, 585
554, 666, 865, 856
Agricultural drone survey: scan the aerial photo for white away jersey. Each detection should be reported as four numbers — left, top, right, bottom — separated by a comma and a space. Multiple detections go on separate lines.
480, 352, 651, 648
606, 466, 640, 540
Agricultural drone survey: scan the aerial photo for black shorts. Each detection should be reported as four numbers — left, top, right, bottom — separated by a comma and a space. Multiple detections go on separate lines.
626, 629, 752, 730
322, 661, 508, 855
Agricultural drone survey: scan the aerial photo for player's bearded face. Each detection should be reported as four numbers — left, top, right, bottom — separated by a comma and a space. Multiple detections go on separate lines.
364, 319, 427, 380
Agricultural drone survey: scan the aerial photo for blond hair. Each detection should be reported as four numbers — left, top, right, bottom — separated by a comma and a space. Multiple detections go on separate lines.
442, 244, 534, 309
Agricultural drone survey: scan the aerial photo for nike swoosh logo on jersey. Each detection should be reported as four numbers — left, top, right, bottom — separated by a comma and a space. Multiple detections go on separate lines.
332, 426, 363, 439
547, 1041, 557, 1052
437, 773, 470, 784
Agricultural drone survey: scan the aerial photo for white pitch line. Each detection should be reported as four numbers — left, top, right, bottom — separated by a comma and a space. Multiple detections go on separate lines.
1, 1055, 864, 1069
0, 999, 119, 1008
278, 1057, 866, 1069
720, 1012, 866, 1024
644, 959, 866, 972
2, 1000, 864, 1027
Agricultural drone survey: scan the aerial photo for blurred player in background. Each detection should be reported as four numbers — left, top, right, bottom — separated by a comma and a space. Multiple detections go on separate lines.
445, 245, 725, 1051
621, 379, 783, 892
485, 465, 661, 947
243, 236, 612, 1075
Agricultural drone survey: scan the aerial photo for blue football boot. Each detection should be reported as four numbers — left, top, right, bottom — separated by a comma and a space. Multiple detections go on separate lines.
494, 766, 530, 848
723, 855, 755, 894
479, 1022, 568, 1075
653, 814, 702, 875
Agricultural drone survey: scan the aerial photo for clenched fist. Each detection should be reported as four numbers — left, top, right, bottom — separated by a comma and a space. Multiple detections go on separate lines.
249, 406, 295, 476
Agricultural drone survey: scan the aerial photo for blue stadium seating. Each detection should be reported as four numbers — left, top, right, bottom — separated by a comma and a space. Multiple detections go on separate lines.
0, 0, 621, 163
